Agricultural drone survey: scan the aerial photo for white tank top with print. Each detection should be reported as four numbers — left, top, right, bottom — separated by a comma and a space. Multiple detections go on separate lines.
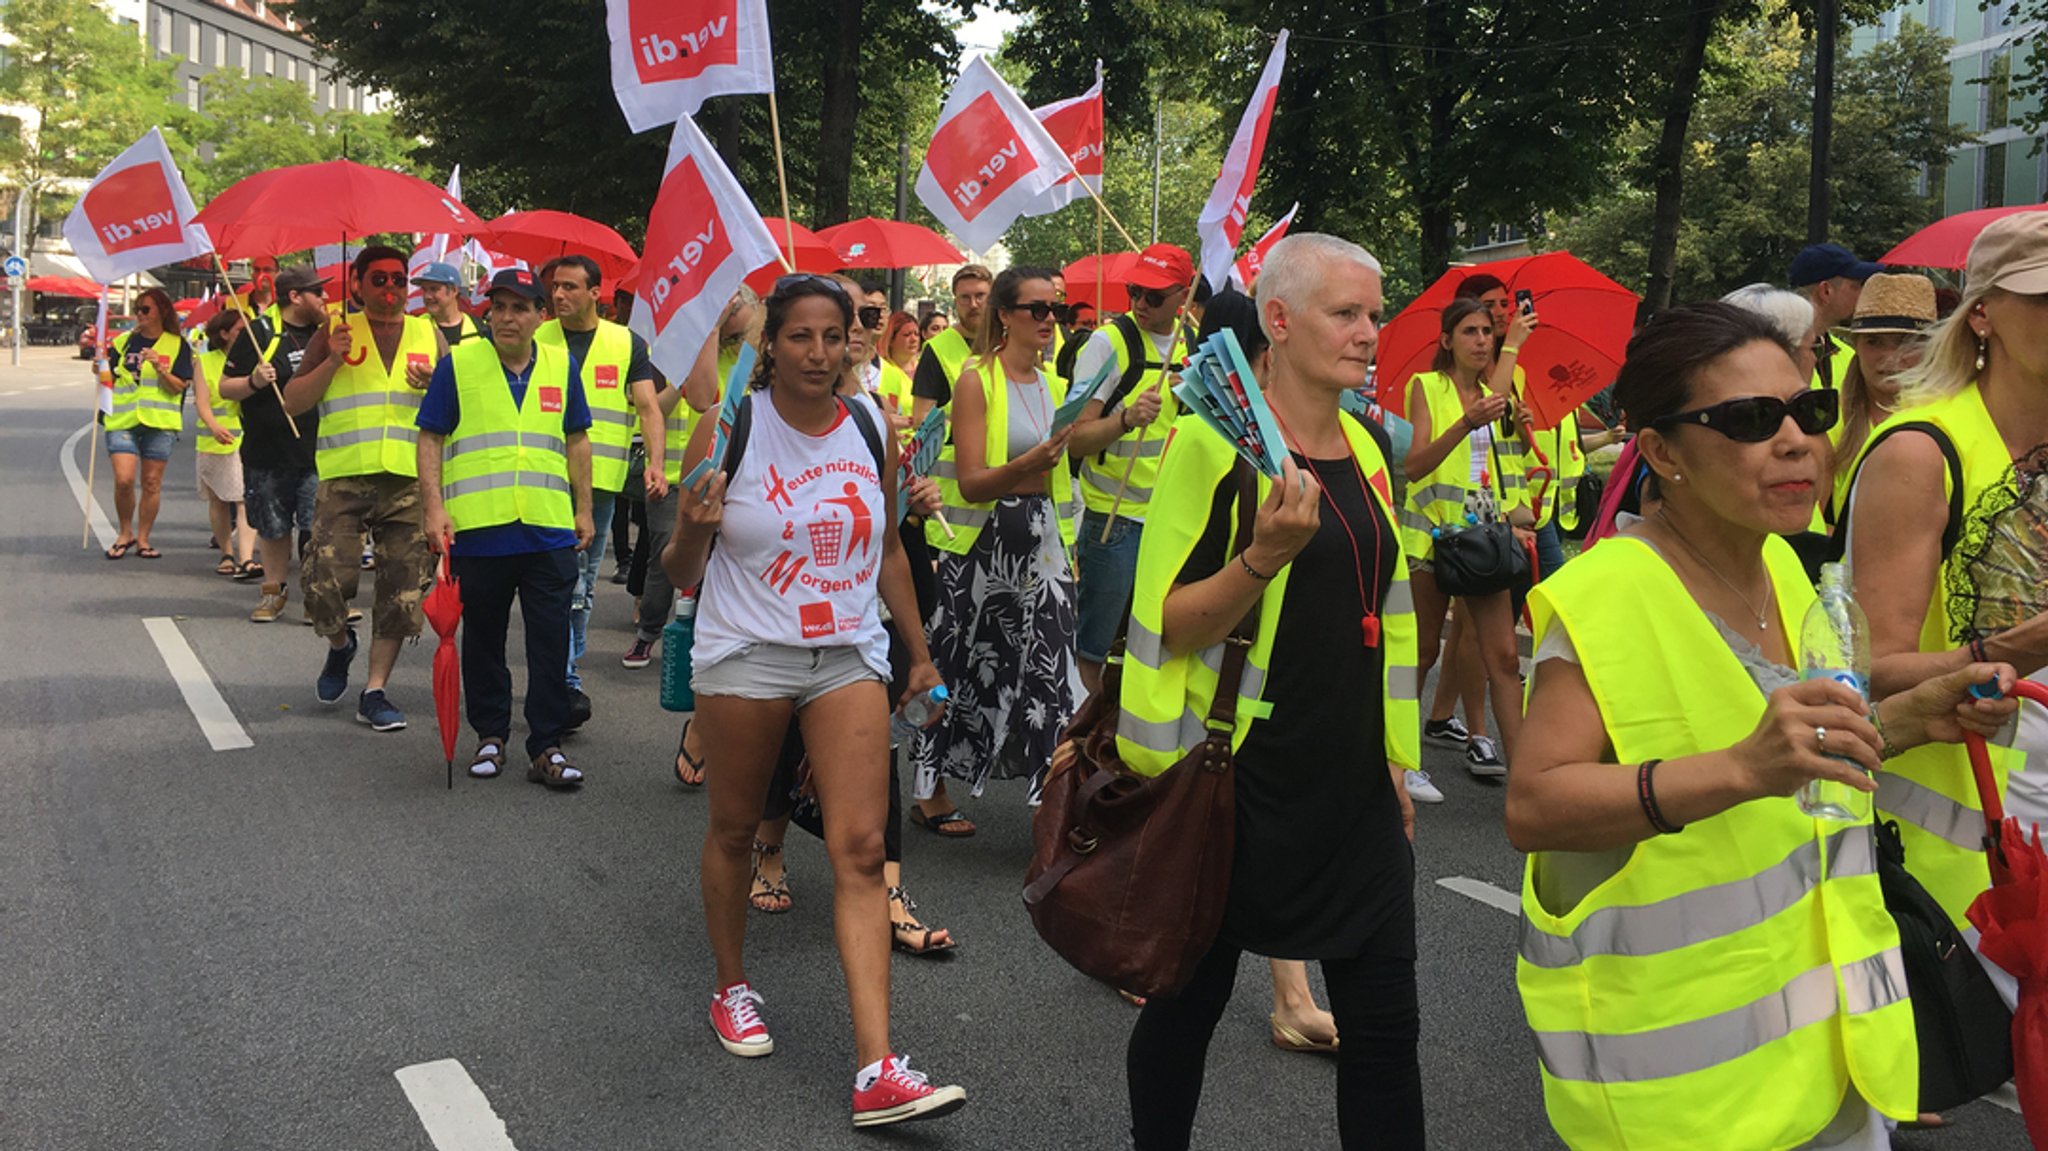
693, 390, 891, 679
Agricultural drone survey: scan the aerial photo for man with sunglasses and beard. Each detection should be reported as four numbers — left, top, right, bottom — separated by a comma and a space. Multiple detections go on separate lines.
1065, 242, 1199, 697
283, 245, 450, 732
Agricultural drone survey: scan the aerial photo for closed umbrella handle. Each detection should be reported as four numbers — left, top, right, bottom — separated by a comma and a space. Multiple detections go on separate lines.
1966, 678, 2048, 871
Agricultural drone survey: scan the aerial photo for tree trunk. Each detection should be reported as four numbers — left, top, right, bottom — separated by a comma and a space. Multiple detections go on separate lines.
1416, 0, 1459, 276
811, 0, 863, 227
1643, 0, 1725, 318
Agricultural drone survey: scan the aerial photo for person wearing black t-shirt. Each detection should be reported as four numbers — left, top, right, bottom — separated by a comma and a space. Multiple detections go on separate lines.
415, 260, 485, 347
219, 263, 328, 623
907, 264, 992, 420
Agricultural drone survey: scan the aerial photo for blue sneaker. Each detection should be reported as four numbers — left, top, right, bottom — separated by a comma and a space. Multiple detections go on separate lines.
316, 629, 358, 705
355, 689, 407, 732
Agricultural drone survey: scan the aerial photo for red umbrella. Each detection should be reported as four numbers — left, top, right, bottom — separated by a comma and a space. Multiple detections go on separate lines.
1881, 205, 2048, 270
743, 218, 839, 293
474, 209, 639, 283
1374, 252, 1638, 430
181, 297, 225, 330
26, 275, 102, 298
1063, 252, 1140, 312
192, 159, 487, 259
816, 218, 964, 269
423, 552, 464, 790
1968, 678, 2048, 1141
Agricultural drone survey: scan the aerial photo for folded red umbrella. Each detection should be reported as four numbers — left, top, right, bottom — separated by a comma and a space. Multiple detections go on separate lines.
1062, 252, 1140, 313
1882, 205, 2048, 271
424, 552, 464, 790
1373, 252, 1638, 430
816, 218, 964, 269
743, 218, 839, 294
193, 160, 488, 260
1967, 679, 2048, 1144
474, 209, 639, 284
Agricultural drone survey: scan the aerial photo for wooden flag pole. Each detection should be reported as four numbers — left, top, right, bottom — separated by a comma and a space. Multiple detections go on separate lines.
83, 321, 106, 549
765, 90, 799, 274
212, 253, 300, 438
1096, 267, 1204, 541
1052, 141, 1139, 252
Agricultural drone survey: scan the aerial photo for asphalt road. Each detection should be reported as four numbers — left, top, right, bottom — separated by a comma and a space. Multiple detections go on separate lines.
0, 347, 2028, 1150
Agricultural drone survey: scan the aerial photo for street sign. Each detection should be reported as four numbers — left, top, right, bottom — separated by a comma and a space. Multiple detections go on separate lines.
2, 255, 26, 278
4, 276, 19, 292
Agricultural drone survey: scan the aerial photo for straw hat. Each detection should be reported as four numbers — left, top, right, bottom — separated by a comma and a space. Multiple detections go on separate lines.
1847, 272, 1937, 335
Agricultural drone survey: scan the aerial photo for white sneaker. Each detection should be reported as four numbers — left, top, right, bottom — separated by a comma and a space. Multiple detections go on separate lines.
1404, 770, 1445, 804
1466, 736, 1507, 778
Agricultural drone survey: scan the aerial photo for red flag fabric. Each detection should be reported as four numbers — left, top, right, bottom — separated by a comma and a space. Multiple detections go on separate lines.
915, 56, 1073, 255
606, 0, 775, 132
61, 127, 212, 284
1231, 203, 1298, 290
1023, 63, 1104, 219
1197, 31, 1288, 292
628, 113, 787, 384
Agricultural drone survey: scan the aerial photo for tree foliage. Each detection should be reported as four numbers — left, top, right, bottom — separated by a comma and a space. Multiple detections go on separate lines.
181, 73, 419, 201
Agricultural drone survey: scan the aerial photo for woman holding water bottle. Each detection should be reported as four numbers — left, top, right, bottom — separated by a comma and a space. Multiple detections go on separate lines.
1505, 302, 2015, 1150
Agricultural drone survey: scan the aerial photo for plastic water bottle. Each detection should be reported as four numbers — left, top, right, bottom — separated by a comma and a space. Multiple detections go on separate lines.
659, 595, 697, 713
890, 684, 950, 743
1798, 564, 1874, 821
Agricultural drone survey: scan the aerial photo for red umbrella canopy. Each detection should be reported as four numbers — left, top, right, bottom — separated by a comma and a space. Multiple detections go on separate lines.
816, 218, 964, 269
1062, 252, 1141, 312
26, 275, 102, 298
474, 209, 640, 284
743, 218, 840, 294
1373, 251, 1639, 430
1880, 204, 2048, 270
193, 160, 487, 259
181, 297, 225, 330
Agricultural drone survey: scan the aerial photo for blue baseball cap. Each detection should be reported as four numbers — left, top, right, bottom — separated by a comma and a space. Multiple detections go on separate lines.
413, 261, 462, 288
1788, 243, 1883, 288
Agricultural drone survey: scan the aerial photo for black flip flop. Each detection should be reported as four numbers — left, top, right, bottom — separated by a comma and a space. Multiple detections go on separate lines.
136, 546, 163, 560
105, 540, 135, 560
674, 718, 706, 786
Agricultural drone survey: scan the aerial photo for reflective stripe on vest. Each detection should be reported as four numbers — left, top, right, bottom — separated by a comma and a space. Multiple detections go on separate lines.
1399, 371, 1527, 561
196, 348, 243, 454
1519, 536, 1916, 1148
928, 357, 1078, 556
315, 312, 438, 480
1852, 382, 2025, 926
440, 339, 575, 533
1077, 315, 1187, 522
537, 317, 634, 492
106, 330, 187, 432
1115, 411, 1420, 780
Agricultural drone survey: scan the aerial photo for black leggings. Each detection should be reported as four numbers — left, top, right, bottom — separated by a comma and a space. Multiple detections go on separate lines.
1127, 943, 1423, 1150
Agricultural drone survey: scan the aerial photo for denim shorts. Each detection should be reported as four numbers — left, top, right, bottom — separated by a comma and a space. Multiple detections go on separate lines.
1075, 509, 1143, 663
242, 465, 320, 540
105, 426, 177, 462
693, 643, 883, 709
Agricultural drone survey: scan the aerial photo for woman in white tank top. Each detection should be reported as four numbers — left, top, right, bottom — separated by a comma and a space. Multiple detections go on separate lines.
661, 276, 964, 1126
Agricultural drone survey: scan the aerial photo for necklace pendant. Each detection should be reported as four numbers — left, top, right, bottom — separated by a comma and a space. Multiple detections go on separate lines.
1361, 613, 1381, 648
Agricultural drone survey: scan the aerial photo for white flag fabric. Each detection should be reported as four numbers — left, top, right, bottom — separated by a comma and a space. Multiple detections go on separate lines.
629, 113, 786, 383
94, 288, 113, 415
61, 127, 212, 284
1231, 202, 1299, 289
1196, 30, 1288, 293
407, 167, 465, 311
915, 56, 1071, 255
1021, 62, 1104, 219
606, 0, 776, 133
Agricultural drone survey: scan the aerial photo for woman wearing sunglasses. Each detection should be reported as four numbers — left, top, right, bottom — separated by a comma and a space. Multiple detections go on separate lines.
1507, 301, 2016, 1150
1845, 213, 2048, 996
100, 287, 191, 560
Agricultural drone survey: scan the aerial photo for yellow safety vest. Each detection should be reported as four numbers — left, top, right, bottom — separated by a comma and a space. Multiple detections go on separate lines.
1522, 414, 1584, 534
666, 343, 740, 485
928, 356, 1081, 556
1115, 411, 1421, 778
315, 312, 439, 480
106, 330, 187, 432
924, 325, 973, 393
195, 348, 243, 455
1849, 382, 2024, 926
1077, 315, 1189, 522
1814, 330, 1853, 392
440, 340, 575, 533
443, 312, 485, 345
537, 317, 634, 493
1520, 535, 1915, 1149
875, 359, 914, 420
1399, 370, 1527, 562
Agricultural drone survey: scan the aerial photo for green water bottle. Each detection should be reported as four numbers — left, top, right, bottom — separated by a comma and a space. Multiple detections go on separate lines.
660, 594, 697, 712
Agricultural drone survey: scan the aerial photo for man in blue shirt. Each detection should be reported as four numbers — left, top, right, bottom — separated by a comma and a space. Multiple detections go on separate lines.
416, 268, 596, 789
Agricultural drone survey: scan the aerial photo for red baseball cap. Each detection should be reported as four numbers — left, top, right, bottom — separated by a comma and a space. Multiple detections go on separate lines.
1128, 243, 1194, 291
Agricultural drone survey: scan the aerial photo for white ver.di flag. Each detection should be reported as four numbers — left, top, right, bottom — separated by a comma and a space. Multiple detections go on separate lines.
61, 127, 213, 284
915, 56, 1072, 255
606, 0, 776, 133
1196, 30, 1288, 293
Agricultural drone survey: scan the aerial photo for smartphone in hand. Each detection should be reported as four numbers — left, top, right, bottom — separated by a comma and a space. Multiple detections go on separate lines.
1515, 289, 1535, 316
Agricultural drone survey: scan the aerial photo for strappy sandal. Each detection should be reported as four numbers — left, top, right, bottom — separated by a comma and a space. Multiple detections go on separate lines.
674, 718, 706, 787
909, 807, 977, 838
1270, 1014, 1340, 1055
215, 555, 239, 576
233, 559, 265, 582
888, 885, 955, 955
468, 738, 507, 780
749, 840, 791, 914
527, 748, 584, 789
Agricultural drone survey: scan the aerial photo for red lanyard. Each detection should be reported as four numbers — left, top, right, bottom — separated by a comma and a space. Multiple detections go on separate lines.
1269, 405, 1385, 649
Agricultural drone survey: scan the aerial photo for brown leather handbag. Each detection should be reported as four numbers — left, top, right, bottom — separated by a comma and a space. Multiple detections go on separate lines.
1022, 464, 1260, 999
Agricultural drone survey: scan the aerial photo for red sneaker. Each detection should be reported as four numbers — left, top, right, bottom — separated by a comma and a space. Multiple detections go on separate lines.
852, 1054, 966, 1127
709, 982, 773, 1057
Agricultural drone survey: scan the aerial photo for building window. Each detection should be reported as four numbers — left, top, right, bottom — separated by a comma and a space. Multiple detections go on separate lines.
186, 18, 199, 63
1985, 142, 2009, 208
264, 47, 276, 75
186, 74, 201, 112
156, 12, 171, 54
285, 57, 296, 81
1988, 52, 2012, 129
1930, 0, 1954, 36
212, 29, 225, 66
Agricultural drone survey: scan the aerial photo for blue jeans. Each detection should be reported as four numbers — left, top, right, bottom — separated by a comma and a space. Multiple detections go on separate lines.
567, 490, 617, 690
1076, 509, 1143, 664
105, 426, 177, 461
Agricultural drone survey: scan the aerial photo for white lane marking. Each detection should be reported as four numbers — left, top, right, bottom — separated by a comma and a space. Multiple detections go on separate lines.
60, 422, 116, 551
1986, 1081, 2021, 1114
1437, 876, 1521, 915
395, 1059, 522, 1151
142, 617, 254, 751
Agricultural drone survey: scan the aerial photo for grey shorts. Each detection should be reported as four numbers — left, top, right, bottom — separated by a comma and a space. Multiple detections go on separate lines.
693, 643, 883, 709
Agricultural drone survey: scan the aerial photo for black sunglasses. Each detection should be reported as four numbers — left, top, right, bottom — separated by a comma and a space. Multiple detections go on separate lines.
364, 270, 409, 288
857, 305, 884, 329
1009, 301, 1058, 322
773, 273, 848, 299
1125, 284, 1171, 308
1650, 390, 1839, 443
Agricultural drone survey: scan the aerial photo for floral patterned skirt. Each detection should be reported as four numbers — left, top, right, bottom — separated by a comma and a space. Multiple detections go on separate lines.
912, 494, 1081, 804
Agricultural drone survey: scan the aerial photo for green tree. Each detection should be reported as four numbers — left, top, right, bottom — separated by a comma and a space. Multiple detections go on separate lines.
185, 72, 420, 201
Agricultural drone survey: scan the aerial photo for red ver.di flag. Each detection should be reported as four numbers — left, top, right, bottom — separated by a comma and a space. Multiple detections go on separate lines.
628, 113, 786, 384
1196, 31, 1288, 293
1021, 62, 1104, 219
607, 0, 775, 132
916, 56, 1071, 255
1232, 203, 1298, 289
61, 127, 212, 284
